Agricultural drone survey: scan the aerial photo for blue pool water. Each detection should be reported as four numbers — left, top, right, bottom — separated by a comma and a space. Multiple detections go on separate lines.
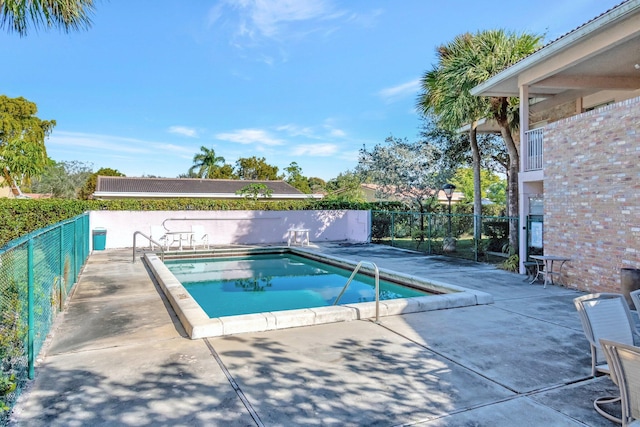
165, 253, 428, 318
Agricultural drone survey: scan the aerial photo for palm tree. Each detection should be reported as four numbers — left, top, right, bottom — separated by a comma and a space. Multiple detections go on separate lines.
418, 33, 489, 242
0, 0, 95, 36
188, 146, 228, 179
472, 30, 542, 250
418, 29, 542, 250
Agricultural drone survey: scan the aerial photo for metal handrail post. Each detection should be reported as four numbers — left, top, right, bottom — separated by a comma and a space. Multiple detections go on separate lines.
333, 260, 380, 323
132, 231, 165, 263
391, 212, 395, 246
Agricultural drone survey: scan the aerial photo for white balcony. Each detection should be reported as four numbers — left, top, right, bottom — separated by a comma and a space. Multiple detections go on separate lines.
524, 128, 544, 171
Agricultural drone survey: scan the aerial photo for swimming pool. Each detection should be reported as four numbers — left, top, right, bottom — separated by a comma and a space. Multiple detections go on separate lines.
165, 253, 428, 318
145, 247, 493, 338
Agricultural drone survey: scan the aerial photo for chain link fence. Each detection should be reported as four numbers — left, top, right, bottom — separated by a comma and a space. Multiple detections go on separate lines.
0, 213, 89, 423
371, 210, 518, 264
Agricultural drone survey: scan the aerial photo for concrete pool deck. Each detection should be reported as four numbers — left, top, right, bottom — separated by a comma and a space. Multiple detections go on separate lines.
9, 243, 633, 426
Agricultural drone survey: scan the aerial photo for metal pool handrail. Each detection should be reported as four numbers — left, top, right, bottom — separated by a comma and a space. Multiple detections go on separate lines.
333, 260, 379, 323
132, 231, 165, 263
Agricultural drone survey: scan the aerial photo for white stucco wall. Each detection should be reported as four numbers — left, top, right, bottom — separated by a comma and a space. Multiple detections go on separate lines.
89, 210, 371, 250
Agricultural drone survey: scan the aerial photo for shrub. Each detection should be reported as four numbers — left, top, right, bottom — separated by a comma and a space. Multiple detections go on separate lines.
371, 214, 391, 242
483, 221, 509, 252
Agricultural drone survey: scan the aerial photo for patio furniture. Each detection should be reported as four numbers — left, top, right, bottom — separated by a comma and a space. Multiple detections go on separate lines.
190, 225, 209, 249
287, 228, 310, 246
165, 231, 193, 251
149, 226, 168, 250
523, 261, 539, 283
530, 255, 571, 287
574, 293, 640, 423
600, 339, 640, 427
630, 289, 640, 313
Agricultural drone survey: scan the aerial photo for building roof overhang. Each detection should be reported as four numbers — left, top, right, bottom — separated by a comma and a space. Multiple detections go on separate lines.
471, 0, 640, 103
456, 118, 502, 134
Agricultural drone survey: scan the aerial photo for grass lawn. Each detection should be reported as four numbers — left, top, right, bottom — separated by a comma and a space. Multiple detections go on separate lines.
373, 236, 510, 265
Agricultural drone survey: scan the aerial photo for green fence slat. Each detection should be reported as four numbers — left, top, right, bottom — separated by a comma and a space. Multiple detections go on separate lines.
0, 212, 90, 423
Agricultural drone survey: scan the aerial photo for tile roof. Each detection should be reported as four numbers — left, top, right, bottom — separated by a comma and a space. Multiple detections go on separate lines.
95, 176, 305, 196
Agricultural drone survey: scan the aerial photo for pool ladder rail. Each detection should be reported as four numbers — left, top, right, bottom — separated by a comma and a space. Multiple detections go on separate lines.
333, 260, 380, 324
132, 231, 165, 263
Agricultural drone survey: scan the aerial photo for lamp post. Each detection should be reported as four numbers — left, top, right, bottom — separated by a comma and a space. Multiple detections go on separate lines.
442, 183, 456, 236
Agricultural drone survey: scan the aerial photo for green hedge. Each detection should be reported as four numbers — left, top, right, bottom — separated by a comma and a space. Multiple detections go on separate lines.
0, 200, 88, 247
0, 199, 398, 248
0, 198, 507, 248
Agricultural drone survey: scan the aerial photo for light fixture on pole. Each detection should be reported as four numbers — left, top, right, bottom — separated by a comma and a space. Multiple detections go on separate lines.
442, 183, 456, 235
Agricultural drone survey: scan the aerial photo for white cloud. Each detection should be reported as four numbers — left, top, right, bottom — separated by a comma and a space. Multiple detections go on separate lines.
207, 1, 385, 67
215, 128, 284, 146
236, 0, 338, 38
276, 123, 315, 137
168, 126, 198, 137
277, 122, 347, 140
328, 128, 346, 138
378, 78, 421, 103
209, 0, 352, 51
345, 8, 383, 28
292, 143, 338, 156
155, 143, 198, 159
48, 131, 152, 154
48, 131, 195, 155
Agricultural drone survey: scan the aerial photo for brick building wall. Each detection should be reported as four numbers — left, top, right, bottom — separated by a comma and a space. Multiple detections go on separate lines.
543, 96, 640, 293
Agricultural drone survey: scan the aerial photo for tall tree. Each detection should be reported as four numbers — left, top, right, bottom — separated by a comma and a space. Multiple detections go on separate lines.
77, 167, 124, 200
357, 136, 445, 213
307, 177, 326, 194
418, 34, 488, 242
235, 156, 281, 180
188, 146, 233, 179
284, 162, 311, 193
450, 167, 504, 205
421, 118, 507, 178
324, 171, 365, 203
358, 136, 446, 246
0, 0, 95, 36
473, 30, 542, 249
30, 160, 93, 198
418, 30, 542, 249
0, 95, 56, 195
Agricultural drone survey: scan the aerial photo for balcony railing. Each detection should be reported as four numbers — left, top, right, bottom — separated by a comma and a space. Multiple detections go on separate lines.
524, 128, 544, 171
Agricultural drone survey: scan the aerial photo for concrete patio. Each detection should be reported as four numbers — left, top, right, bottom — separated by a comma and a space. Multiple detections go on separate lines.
9, 243, 630, 426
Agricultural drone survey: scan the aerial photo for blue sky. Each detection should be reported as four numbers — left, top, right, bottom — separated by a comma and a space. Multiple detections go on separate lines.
2, 0, 622, 181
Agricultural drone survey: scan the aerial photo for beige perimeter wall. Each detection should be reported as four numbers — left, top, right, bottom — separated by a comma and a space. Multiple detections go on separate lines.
89, 210, 371, 250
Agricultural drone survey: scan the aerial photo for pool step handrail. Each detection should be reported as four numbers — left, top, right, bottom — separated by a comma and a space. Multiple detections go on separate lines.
132, 231, 165, 263
333, 260, 379, 323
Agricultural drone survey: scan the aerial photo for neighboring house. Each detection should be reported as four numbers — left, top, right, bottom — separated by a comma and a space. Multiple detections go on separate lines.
472, 0, 640, 293
0, 180, 12, 198
0, 177, 51, 199
92, 176, 324, 200
0, 176, 21, 198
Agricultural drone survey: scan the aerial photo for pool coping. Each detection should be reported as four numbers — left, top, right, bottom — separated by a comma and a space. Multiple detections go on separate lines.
144, 247, 494, 339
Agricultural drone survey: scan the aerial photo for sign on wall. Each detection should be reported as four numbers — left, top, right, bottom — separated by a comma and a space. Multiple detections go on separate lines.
530, 221, 543, 248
